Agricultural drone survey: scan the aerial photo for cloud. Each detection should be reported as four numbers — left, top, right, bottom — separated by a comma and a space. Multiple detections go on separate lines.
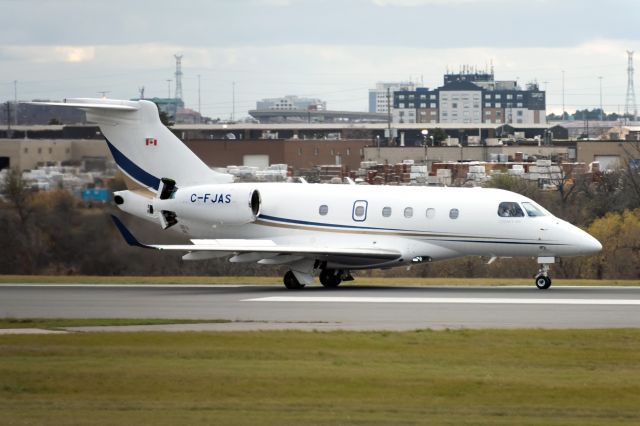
371, 0, 529, 5
0, 46, 96, 64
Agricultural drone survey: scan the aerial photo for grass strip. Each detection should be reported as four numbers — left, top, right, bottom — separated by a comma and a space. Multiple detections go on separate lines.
1, 275, 639, 286
0, 318, 231, 330
0, 329, 639, 425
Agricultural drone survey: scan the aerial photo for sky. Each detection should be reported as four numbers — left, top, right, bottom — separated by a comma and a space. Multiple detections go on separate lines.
0, 0, 639, 119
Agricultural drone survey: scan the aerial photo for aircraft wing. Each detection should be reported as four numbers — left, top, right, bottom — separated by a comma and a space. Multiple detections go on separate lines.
111, 215, 401, 262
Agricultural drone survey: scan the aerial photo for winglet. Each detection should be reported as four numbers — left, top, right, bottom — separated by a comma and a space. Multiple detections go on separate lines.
110, 215, 152, 249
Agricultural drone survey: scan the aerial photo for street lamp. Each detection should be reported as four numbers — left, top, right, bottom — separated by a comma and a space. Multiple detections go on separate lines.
421, 129, 429, 164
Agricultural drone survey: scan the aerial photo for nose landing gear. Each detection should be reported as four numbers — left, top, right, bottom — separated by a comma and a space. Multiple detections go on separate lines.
534, 257, 554, 290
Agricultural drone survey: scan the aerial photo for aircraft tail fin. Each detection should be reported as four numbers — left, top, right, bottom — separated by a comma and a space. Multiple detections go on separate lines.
32, 98, 232, 193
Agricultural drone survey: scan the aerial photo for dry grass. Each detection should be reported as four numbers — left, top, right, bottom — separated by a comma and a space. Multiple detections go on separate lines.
1, 329, 640, 425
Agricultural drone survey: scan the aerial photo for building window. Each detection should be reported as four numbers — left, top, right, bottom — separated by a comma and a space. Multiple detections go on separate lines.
430, 103, 436, 108
495, 94, 501, 99
507, 94, 513, 99
404, 207, 413, 218
298, 147, 302, 156
38, 148, 42, 154
431, 111, 436, 116
319, 205, 329, 216
485, 94, 491, 99
420, 103, 426, 108
485, 102, 491, 107
314, 147, 319, 156
399, 95, 405, 100
408, 103, 415, 108
426, 208, 435, 219
420, 95, 426, 100
330, 149, 335, 156
517, 110, 523, 116
430, 94, 436, 100
517, 103, 523, 107
24, 147, 28, 153
496, 103, 501, 108
382, 206, 392, 217
346, 148, 351, 156
452, 103, 458, 108
399, 103, 405, 108
449, 208, 459, 219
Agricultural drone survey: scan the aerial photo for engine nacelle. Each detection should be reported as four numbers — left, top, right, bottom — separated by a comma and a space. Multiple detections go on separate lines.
156, 184, 261, 226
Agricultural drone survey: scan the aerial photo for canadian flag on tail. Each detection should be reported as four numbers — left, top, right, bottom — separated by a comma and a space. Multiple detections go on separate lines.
145, 138, 157, 146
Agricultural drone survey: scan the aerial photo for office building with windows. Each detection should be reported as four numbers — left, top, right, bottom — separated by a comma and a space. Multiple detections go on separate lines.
391, 71, 545, 124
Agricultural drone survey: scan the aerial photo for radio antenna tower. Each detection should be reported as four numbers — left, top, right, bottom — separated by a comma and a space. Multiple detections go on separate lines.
625, 50, 637, 119
174, 54, 183, 100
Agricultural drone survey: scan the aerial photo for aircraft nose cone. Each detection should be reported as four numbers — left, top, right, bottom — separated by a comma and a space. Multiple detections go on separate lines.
582, 233, 603, 254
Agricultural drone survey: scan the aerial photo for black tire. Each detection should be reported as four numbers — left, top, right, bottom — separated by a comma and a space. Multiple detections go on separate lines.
283, 271, 305, 290
319, 269, 342, 288
535, 275, 552, 290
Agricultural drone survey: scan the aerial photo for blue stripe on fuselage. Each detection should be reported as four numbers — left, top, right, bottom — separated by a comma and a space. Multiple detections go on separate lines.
258, 214, 565, 246
105, 138, 160, 190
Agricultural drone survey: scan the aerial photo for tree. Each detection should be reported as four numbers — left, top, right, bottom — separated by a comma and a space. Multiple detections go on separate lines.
430, 128, 448, 146
0, 168, 32, 226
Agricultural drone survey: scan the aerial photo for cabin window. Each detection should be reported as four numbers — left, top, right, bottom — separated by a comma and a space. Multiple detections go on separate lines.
522, 202, 545, 217
319, 205, 328, 216
498, 202, 525, 217
382, 206, 392, 217
404, 207, 413, 218
426, 208, 435, 219
449, 208, 459, 219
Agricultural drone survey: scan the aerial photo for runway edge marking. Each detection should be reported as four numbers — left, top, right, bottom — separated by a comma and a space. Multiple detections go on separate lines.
243, 296, 640, 306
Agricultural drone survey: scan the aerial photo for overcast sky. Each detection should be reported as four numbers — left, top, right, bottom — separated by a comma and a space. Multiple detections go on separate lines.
1, 0, 639, 118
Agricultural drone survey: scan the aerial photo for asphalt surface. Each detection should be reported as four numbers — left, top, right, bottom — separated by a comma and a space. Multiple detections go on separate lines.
1, 283, 640, 331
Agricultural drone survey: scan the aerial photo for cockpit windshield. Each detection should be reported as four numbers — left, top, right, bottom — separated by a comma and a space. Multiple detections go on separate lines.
521, 202, 546, 217
497, 202, 525, 217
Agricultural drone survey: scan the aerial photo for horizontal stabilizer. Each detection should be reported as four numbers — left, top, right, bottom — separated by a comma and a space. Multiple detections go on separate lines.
26, 98, 138, 111
110, 215, 152, 249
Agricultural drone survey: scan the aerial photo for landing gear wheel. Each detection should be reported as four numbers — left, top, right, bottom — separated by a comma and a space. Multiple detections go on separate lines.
283, 271, 305, 290
319, 269, 342, 288
535, 275, 552, 290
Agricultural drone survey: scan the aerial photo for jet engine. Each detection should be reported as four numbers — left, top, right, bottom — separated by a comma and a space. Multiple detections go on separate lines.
154, 184, 261, 228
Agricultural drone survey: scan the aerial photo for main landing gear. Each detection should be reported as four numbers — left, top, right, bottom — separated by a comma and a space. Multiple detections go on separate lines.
283, 269, 353, 290
283, 271, 305, 290
534, 257, 554, 290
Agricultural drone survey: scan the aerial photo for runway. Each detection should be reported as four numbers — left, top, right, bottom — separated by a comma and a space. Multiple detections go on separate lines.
1, 283, 640, 331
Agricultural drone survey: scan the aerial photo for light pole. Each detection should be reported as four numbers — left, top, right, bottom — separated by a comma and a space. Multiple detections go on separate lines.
421, 129, 429, 164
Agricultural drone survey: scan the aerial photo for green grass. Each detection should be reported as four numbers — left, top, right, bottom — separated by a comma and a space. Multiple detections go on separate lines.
1, 329, 639, 425
0, 317, 231, 330
1, 274, 639, 286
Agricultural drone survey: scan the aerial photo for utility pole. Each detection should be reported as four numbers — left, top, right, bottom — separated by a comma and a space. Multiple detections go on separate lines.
13, 80, 18, 126
232, 81, 236, 121
197, 74, 201, 116
598, 76, 603, 121
561, 70, 565, 120
386, 87, 392, 145
6, 101, 12, 136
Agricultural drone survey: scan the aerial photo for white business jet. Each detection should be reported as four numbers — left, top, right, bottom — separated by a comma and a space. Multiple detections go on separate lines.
36, 98, 602, 290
